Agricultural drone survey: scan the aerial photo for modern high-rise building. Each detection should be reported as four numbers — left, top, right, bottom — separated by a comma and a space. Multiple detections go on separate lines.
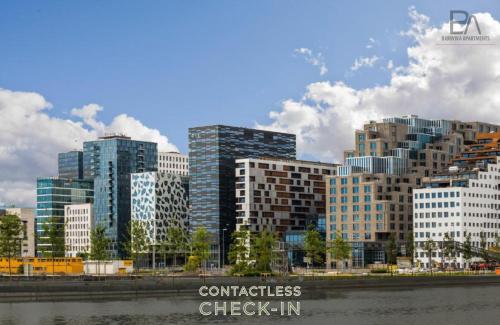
326, 115, 500, 268
36, 177, 93, 257
189, 125, 296, 265
64, 203, 93, 257
58, 150, 84, 179
158, 152, 189, 176
1, 208, 35, 257
131, 172, 190, 250
83, 134, 157, 257
413, 158, 500, 268
235, 158, 336, 237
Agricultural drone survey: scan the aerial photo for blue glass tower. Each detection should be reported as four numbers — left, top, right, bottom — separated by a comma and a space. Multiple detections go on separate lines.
188, 125, 296, 265
83, 135, 157, 257
58, 150, 84, 179
36, 177, 94, 256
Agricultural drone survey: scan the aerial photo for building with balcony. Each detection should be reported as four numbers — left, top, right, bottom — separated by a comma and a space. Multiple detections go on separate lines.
327, 115, 499, 268
189, 125, 296, 265
83, 134, 157, 257
452, 131, 500, 169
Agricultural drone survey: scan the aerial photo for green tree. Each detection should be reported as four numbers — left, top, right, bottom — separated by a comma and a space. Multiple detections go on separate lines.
165, 227, 190, 268
327, 232, 351, 271
0, 215, 23, 276
122, 220, 149, 272
228, 230, 250, 274
303, 227, 325, 267
191, 227, 211, 273
405, 232, 415, 264
443, 232, 455, 269
463, 233, 473, 269
424, 238, 436, 273
90, 224, 110, 275
39, 217, 65, 275
251, 230, 277, 273
386, 233, 398, 265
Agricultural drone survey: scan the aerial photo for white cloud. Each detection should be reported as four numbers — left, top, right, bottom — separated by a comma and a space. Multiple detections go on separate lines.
387, 60, 394, 70
366, 37, 378, 49
258, 9, 500, 164
351, 55, 380, 71
294, 47, 328, 75
400, 5, 430, 39
0, 89, 178, 207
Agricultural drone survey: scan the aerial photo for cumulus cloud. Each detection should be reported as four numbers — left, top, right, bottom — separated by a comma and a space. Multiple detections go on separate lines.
0, 89, 177, 207
258, 9, 500, 164
351, 55, 380, 71
294, 48, 328, 75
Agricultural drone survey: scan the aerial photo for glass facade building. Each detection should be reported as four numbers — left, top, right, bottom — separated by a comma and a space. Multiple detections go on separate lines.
58, 151, 84, 179
36, 177, 94, 256
188, 125, 296, 265
83, 135, 157, 257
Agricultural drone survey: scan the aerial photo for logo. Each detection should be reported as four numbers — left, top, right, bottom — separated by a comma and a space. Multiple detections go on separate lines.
440, 10, 492, 45
449, 10, 481, 35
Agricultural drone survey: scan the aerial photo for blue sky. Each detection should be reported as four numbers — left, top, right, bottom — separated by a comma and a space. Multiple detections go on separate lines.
1, 0, 499, 154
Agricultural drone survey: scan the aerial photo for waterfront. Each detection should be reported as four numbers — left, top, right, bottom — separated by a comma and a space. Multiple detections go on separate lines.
0, 284, 499, 325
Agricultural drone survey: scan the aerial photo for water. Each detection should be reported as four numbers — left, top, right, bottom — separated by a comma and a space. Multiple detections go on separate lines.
0, 285, 499, 325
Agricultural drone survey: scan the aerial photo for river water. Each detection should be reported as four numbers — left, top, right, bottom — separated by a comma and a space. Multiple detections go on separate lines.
0, 285, 499, 325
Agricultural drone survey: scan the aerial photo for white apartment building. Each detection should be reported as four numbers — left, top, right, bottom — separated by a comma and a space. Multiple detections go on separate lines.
64, 203, 93, 257
413, 160, 500, 268
158, 152, 189, 176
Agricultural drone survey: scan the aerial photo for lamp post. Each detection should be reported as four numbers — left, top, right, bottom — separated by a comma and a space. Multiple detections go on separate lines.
152, 220, 156, 274
221, 228, 227, 270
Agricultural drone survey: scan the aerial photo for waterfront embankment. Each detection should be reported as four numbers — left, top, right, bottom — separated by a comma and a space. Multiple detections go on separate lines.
0, 275, 499, 302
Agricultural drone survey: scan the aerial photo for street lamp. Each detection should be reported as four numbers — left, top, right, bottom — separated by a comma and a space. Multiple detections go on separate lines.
221, 228, 227, 270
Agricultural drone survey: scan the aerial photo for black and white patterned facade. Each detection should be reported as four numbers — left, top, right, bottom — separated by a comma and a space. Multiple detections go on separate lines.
131, 172, 190, 245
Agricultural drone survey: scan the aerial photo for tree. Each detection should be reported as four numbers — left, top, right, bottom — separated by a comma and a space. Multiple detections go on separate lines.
443, 232, 456, 269
405, 232, 415, 265
90, 224, 110, 275
191, 227, 210, 273
122, 220, 149, 272
386, 233, 398, 265
228, 230, 250, 274
251, 230, 277, 273
165, 227, 190, 269
0, 215, 23, 276
303, 227, 325, 267
463, 233, 473, 269
479, 234, 489, 262
39, 217, 65, 275
327, 232, 351, 271
424, 238, 436, 273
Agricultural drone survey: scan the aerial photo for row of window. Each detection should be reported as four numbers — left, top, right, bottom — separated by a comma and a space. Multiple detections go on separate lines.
415, 201, 460, 209
330, 204, 384, 213
330, 214, 384, 222
414, 191, 460, 199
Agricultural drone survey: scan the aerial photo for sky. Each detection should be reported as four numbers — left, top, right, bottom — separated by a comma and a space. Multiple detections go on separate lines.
1, 0, 500, 206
